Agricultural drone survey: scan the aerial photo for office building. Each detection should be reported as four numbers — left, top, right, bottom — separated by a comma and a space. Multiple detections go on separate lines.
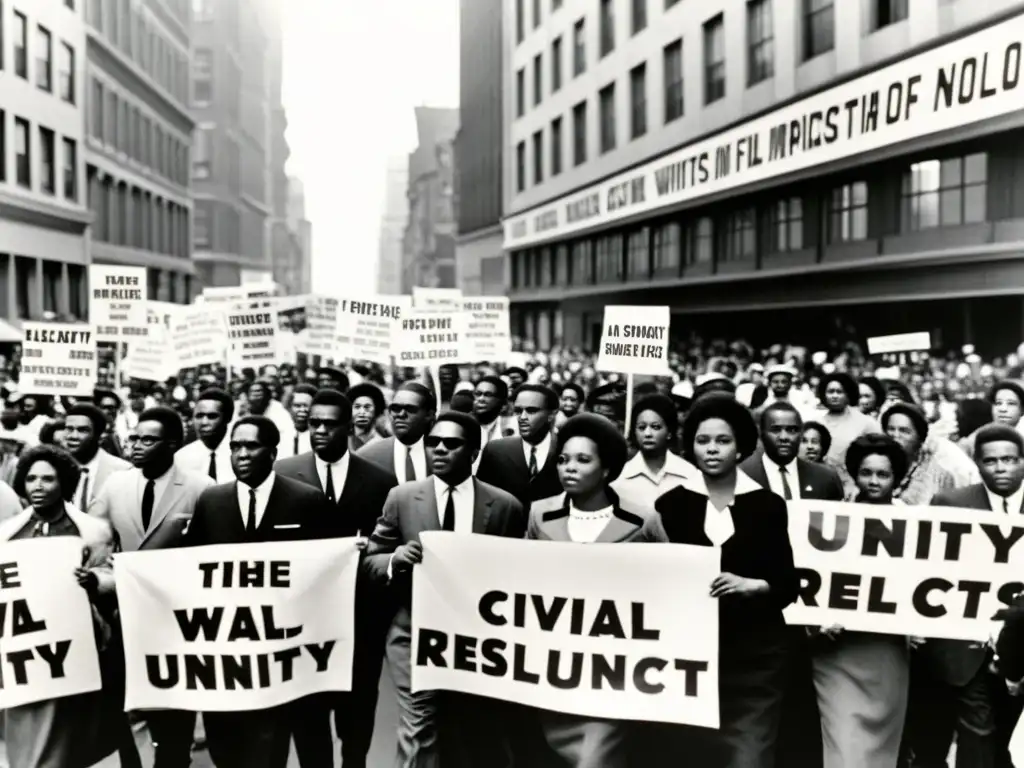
503, 0, 1024, 355
0, 0, 89, 331
276, 176, 312, 294
84, 0, 195, 303
378, 154, 408, 295
455, 0, 506, 295
191, 0, 281, 288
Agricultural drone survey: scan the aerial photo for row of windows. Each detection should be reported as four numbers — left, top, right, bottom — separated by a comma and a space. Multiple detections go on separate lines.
89, 77, 189, 187
193, 199, 242, 255
192, 126, 241, 192
0, 112, 78, 200
86, 0, 190, 106
511, 151, 987, 288
3, 256, 87, 322
0, 7, 76, 104
87, 168, 190, 259
192, 47, 242, 121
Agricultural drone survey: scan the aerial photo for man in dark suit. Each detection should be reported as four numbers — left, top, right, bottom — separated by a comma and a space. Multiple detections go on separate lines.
359, 381, 436, 484
911, 424, 1024, 768
365, 411, 527, 768
275, 388, 397, 768
184, 416, 334, 768
741, 401, 844, 768
476, 383, 562, 510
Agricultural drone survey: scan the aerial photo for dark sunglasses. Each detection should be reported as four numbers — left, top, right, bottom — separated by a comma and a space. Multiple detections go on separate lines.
424, 436, 466, 451
388, 404, 420, 416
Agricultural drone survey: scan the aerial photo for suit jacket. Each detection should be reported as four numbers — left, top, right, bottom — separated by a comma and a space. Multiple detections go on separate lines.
91, 465, 215, 551
274, 450, 397, 538
364, 477, 526, 619
920, 484, 1003, 686
476, 436, 562, 514
359, 436, 430, 481
740, 454, 845, 502
84, 449, 132, 508
527, 489, 648, 543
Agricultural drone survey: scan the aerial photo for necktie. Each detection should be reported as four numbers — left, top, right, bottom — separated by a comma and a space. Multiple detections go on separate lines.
78, 469, 90, 510
778, 465, 793, 501
325, 464, 336, 503
246, 489, 257, 538
294, 432, 300, 455
141, 479, 155, 530
529, 446, 538, 478
208, 452, 217, 481
442, 486, 456, 531
1005, 498, 1010, 515
404, 445, 416, 483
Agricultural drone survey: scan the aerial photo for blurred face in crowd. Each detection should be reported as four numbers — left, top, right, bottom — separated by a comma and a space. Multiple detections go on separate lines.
351, 397, 377, 433
425, 420, 474, 482
559, 388, 581, 416
230, 423, 275, 486
388, 390, 433, 445
290, 392, 313, 432
132, 418, 177, 473
768, 374, 791, 398
64, 415, 100, 461
977, 440, 1024, 497
309, 403, 349, 462
855, 454, 895, 502
24, 460, 62, 511
557, 436, 606, 499
858, 384, 879, 414
919, 381, 936, 402
992, 388, 1023, 428
762, 410, 801, 466
1, 403, 18, 431
692, 418, 739, 478
473, 381, 504, 423
97, 395, 120, 427
19, 397, 39, 424
799, 427, 825, 463
192, 398, 230, 449
823, 381, 849, 413
886, 414, 924, 460
247, 383, 270, 415
749, 370, 764, 387
507, 370, 526, 391
634, 409, 671, 458
513, 390, 553, 446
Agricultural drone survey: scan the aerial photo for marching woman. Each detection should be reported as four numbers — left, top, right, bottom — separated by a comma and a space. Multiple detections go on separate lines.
526, 413, 650, 768
0, 445, 123, 768
812, 434, 911, 768
639, 392, 797, 768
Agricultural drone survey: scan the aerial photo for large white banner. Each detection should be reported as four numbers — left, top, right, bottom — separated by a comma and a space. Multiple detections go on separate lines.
412, 533, 721, 727
90, 265, 149, 343
115, 539, 361, 711
20, 322, 97, 396
785, 501, 1022, 641
0, 537, 102, 708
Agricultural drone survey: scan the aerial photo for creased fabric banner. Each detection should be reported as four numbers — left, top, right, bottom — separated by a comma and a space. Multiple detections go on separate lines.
785, 500, 1022, 641
411, 533, 720, 727
114, 539, 360, 711
0, 537, 102, 708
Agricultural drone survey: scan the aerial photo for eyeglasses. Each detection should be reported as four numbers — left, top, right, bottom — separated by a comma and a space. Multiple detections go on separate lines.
130, 436, 163, 447
424, 436, 466, 451
388, 404, 420, 416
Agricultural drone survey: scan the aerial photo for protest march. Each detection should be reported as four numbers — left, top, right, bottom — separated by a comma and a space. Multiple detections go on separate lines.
5, 275, 1024, 768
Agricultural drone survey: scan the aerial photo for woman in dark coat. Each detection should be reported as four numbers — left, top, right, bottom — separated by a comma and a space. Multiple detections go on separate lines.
640, 393, 798, 768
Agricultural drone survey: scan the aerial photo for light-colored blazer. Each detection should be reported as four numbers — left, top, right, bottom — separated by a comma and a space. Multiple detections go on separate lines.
91, 465, 215, 551
527, 490, 650, 543
84, 449, 132, 506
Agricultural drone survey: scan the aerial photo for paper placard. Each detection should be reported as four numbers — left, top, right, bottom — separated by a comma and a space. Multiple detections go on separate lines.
462, 296, 511, 363
394, 309, 466, 367
226, 305, 278, 367
335, 295, 411, 365
20, 322, 97, 396
144, 301, 181, 344
276, 297, 307, 364
123, 340, 178, 382
596, 306, 671, 376
412, 287, 463, 313
867, 332, 932, 355
171, 307, 228, 369
301, 296, 338, 356
90, 265, 150, 343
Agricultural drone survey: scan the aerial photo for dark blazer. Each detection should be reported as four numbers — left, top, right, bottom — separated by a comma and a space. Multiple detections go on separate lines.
359, 436, 433, 481
740, 454, 845, 502
274, 450, 398, 538
920, 483, 1005, 687
476, 436, 562, 513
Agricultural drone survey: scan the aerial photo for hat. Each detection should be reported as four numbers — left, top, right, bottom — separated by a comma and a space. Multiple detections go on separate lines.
346, 382, 386, 415
453, 381, 475, 395
672, 380, 694, 399
766, 364, 795, 379
586, 381, 626, 417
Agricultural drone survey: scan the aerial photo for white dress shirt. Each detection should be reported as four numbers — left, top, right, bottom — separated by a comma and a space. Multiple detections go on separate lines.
236, 472, 277, 530
433, 475, 474, 535
480, 419, 503, 449
175, 436, 233, 483
522, 433, 552, 474
612, 451, 696, 508
762, 456, 802, 501
279, 429, 311, 460
393, 438, 427, 484
136, 467, 173, 511
567, 502, 613, 543
76, 452, 102, 507
987, 485, 1024, 516
316, 452, 351, 499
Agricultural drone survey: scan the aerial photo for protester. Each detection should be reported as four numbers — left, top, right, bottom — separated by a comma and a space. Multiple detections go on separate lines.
799, 421, 832, 464
64, 403, 132, 512
347, 382, 387, 453
612, 393, 695, 505
359, 381, 436, 482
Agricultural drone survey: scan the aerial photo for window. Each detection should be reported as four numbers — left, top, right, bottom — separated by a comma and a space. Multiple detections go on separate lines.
533, 54, 542, 106
572, 100, 587, 166
721, 209, 756, 261
653, 224, 681, 271
193, 126, 211, 178
901, 153, 987, 231
533, 0, 541, 28
664, 40, 684, 123
595, 236, 623, 283
515, 0, 524, 43
193, 203, 211, 248
599, 83, 616, 154
516, 140, 526, 192
516, 68, 525, 118
37, 27, 52, 92
627, 229, 650, 279
630, 64, 647, 139
118, 98, 128, 153
599, 0, 614, 58
39, 128, 55, 194
551, 37, 562, 92
92, 79, 104, 139
748, 0, 774, 85
532, 130, 543, 184
62, 137, 76, 200
770, 198, 804, 251
59, 43, 75, 103
571, 240, 593, 284
876, 0, 908, 29
632, 0, 647, 34
704, 15, 725, 104
686, 218, 713, 264
804, 0, 834, 60
15, 117, 29, 188
573, 19, 585, 76
193, 48, 212, 102
829, 182, 868, 242
551, 116, 562, 176
14, 12, 27, 79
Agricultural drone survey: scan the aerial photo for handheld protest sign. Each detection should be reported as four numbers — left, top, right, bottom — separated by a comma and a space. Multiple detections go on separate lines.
89, 264, 148, 344
462, 296, 512, 363
335, 295, 410, 365
412, 287, 463, 313
866, 331, 932, 368
21, 322, 97, 397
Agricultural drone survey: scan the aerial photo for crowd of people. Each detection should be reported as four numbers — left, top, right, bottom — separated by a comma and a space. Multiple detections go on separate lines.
0, 331, 1023, 768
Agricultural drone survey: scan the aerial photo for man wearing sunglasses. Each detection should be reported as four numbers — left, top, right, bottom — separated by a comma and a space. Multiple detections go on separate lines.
365, 411, 527, 768
360, 381, 436, 484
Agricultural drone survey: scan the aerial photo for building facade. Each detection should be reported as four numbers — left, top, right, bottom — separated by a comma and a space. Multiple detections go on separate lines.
504, 0, 1024, 356
84, 0, 194, 304
377, 154, 408, 295
402, 106, 459, 293
278, 176, 312, 294
0, 0, 91, 331
455, 0, 506, 296
191, 0, 280, 288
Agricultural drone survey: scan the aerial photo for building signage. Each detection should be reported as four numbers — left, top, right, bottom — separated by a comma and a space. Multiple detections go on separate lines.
503, 12, 1024, 249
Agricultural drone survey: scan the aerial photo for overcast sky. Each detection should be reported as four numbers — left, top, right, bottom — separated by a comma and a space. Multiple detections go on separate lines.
281, 0, 460, 295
